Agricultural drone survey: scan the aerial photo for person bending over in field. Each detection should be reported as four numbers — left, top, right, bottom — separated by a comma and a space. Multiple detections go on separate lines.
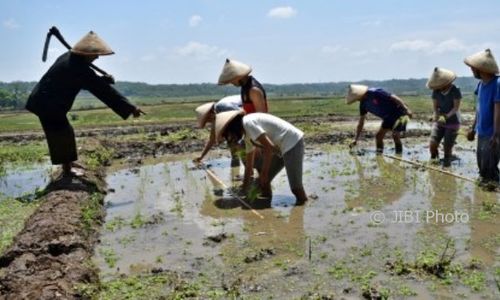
25, 31, 144, 178
194, 95, 242, 166
347, 84, 413, 154
215, 110, 307, 206
426, 67, 462, 167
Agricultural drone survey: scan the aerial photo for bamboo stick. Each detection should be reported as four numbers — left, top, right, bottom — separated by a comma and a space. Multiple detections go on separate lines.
198, 164, 265, 219
383, 154, 476, 183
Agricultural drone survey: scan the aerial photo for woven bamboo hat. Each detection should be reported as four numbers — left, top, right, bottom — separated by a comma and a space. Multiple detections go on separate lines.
195, 102, 215, 128
426, 67, 457, 90
346, 84, 369, 104
71, 31, 114, 56
214, 110, 244, 143
464, 49, 499, 75
218, 59, 252, 85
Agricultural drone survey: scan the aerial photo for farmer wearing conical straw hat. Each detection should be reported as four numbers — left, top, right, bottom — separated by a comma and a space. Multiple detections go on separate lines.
194, 95, 243, 166
214, 110, 307, 205
26, 31, 145, 178
464, 49, 500, 185
426, 67, 462, 167
217, 58, 268, 114
346, 84, 413, 154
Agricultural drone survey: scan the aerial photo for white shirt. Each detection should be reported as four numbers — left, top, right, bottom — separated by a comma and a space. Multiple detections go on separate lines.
243, 113, 304, 154
214, 95, 242, 112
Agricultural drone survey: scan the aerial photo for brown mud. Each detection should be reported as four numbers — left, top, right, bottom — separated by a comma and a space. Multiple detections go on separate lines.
0, 168, 106, 300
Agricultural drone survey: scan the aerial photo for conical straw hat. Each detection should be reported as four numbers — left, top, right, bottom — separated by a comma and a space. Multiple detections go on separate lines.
195, 102, 215, 128
71, 31, 114, 56
346, 84, 368, 104
215, 110, 244, 143
218, 59, 252, 85
426, 67, 456, 90
464, 49, 499, 75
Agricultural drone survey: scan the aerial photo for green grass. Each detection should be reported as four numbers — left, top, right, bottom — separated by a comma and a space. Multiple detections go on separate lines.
0, 142, 47, 175
0, 95, 476, 133
0, 198, 40, 253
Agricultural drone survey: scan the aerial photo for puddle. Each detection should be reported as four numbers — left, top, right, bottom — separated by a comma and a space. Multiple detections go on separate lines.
0, 161, 52, 199
96, 140, 499, 298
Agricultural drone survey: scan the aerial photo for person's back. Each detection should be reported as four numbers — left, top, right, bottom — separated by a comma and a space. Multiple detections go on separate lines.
360, 88, 406, 120
26, 52, 91, 115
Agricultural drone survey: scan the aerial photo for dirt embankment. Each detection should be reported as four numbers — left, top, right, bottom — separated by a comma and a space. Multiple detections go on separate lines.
0, 170, 106, 300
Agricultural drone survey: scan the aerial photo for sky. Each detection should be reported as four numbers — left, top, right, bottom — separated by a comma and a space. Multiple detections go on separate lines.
1, 0, 499, 84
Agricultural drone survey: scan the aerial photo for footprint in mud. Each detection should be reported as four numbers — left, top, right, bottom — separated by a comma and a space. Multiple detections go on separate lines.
244, 248, 276, 263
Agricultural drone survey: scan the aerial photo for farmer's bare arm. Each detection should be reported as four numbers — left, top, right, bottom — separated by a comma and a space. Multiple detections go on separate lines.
243, 150, 256, 188
195, 124, 215, 162
432, 98, 439, 121
351, 115, 366, 146
256, 134, 277, 184
446, 98, 461, 119
249, 88, 267, 113
390, 95, 412, 117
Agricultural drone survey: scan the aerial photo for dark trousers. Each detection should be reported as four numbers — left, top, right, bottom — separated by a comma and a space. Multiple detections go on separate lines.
477, 136, 500, 182
38, 114, 77, 165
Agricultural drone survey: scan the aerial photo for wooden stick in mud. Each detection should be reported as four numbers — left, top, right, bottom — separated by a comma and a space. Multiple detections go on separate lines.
382, 154, 476, 183
197, 163, 265, 219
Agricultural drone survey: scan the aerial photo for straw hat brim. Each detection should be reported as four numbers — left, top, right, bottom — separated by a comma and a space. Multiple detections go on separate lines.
426, 68, 457, 90
346, 84, 368, 104
71, 31, 114, 56
464, 49, 499, 75
215, 110, 244, 143
218, 59, 252, 85
195, 102, 215, 128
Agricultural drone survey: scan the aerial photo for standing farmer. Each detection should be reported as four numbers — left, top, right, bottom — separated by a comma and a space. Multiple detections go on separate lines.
347, 84, 413, 154
26, 31, 144, 177
217, 59, 268, 114
426, 67, 462, 167
464, 49, 500, 185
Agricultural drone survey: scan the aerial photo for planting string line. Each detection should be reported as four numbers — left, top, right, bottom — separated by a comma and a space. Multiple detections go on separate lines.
196, 163, 265, 219
382, 154, 476, 183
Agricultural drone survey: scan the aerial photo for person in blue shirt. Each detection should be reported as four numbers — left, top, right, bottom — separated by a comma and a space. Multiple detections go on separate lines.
347, 84, 412, 154
464, 49, 500, 185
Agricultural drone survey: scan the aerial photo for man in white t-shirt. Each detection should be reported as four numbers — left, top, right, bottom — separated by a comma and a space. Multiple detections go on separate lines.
215, 111, 308, 205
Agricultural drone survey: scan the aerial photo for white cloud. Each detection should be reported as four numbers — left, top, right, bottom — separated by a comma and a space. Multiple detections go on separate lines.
174, 41, 227, 60
189, 15, 202, 27
3, 18, 19, 29
431, 39, 467, 54
390, 39, 433, 52
267, 6, 297, 19
390, 38, 471, 55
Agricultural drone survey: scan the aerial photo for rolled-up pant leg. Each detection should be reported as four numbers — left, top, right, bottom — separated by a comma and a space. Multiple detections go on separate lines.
38, 114, 77, 165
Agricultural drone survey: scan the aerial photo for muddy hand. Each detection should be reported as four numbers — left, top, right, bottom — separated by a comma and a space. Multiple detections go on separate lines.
133, 108, 146, 118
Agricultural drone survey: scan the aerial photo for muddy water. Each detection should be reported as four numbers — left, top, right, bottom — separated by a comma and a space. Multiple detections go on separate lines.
97, 140, 499, 298
0, 162, 52, 199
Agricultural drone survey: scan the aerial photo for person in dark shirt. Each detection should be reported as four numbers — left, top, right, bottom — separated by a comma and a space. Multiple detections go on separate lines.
347, 84, 413, 154
217, 58, 268, 114
26, 31, 144, 177
426, 67, 462, 167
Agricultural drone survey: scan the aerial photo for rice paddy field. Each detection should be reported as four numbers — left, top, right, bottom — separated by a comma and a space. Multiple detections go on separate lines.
0, 98, 498, 299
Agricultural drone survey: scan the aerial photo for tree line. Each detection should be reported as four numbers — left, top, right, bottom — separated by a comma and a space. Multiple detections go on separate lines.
0, 77, 479, 111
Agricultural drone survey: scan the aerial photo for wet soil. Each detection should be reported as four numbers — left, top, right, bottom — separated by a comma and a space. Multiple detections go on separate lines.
0, 168, 106, 300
